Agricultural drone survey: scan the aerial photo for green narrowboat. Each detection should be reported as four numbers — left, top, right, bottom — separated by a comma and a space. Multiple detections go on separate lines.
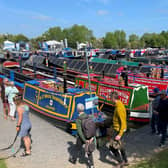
75, 74, 150, 122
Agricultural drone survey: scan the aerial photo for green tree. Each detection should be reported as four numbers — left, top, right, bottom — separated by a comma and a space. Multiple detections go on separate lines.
160, 31, 168, 48
114, 30, 127, 49
0, 34, 6, 46
12, 34, 29, 42
141, 33, 159, 48
0, 34, 29, 48
42, 26, 63, 41
30, 35, 48, 49
103, 32, 117, 48
129, 34, 140, 49
139, 39, 145, 48
63, 24, 94, 48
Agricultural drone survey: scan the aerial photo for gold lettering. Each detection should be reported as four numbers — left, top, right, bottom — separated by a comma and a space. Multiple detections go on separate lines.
46, 105, 55, 111
38, 94, 68, 108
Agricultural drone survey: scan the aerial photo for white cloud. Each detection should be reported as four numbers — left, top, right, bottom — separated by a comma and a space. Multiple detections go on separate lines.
31, 15, 53, 21
97, 10, 109, 15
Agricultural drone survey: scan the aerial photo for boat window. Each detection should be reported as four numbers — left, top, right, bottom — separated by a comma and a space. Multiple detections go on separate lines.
66, 52, 72, 56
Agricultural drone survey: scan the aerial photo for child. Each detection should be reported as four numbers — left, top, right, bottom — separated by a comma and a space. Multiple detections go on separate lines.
8, 81, 19, 120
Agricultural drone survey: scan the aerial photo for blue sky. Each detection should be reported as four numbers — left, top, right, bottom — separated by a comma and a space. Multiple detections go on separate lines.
0, 0, 168, 38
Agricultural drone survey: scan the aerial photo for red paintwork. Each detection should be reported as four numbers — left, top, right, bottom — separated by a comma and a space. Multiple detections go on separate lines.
129, 117, 150, 122
3, 61, 19, 67
80, 73, 135, 90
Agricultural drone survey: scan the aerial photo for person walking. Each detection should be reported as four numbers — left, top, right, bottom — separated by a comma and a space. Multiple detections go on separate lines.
69, 103, 95, 168
120, 66, 128, 86
156, 90, 168, 147
15, 96, 32, 156
109, 92, 128, 168
151, 88, 161, 135
0, 78, 9, 119
160, 66, 164, 79
8, 81, 19, 120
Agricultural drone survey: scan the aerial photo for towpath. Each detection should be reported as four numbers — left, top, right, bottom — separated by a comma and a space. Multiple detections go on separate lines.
0, 99, 165, 168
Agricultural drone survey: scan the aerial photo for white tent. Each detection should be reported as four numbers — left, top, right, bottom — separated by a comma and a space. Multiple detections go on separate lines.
3, 40, 15, 50
46, 40, 61, 46
45, 40, 63, 51
79, 43, 86, 49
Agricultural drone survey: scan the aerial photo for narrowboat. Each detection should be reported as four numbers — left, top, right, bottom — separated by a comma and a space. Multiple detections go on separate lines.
0, 63, 105, 134
23, 79, 104, 134
75, 74, 150, 122
128, 73, 168, 94
9, 51, 31, 60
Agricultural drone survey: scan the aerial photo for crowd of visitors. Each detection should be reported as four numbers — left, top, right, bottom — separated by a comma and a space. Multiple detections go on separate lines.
68, 87, 168, 168
0, 76, 168, 167
69, 92, 128, 168
0, 78, 32, 157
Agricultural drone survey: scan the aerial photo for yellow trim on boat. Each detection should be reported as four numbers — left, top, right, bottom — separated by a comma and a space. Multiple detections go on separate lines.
71, 123, 77, 129
23, 84, 73, 118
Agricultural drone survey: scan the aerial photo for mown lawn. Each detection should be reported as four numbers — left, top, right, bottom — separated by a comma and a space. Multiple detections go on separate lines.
0, 160, 7, 168
129, 149, 168, 168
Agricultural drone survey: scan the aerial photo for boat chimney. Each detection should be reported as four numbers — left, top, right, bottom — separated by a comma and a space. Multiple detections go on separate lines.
19, 52, 22, 73
63, 61, 67, 93
102, 70, 104, 78
33, 62, 37, 78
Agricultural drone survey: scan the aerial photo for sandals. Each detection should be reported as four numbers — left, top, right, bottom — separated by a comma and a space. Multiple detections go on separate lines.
20, 152, 31, 157
11, 117, 16, 121
4, 115, 7, 120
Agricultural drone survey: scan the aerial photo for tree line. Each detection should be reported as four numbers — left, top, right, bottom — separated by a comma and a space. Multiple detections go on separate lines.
1, 25, 168, 49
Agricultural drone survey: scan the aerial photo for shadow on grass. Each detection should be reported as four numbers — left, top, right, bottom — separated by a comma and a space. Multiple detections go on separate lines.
128, 148, 168, 168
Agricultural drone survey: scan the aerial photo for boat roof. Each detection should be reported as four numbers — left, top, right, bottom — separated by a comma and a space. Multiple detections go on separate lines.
27, 79, 91, 95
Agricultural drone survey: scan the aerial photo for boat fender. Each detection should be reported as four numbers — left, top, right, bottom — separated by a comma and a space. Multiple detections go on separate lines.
64, 94, 67, 105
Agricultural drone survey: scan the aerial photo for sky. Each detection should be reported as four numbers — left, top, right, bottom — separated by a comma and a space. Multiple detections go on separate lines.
0, 0, 168, 38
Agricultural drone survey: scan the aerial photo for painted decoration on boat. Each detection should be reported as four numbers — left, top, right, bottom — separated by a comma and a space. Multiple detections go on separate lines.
128, 76, 168, 93
98, 85, 131, 106
75, 74, 150, 122
23, 80, 100, 122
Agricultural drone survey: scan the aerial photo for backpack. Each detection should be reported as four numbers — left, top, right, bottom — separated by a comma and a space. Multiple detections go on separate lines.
81, 116, 96, 139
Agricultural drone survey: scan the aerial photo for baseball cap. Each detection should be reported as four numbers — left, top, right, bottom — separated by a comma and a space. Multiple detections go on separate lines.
153, 88, 160, 94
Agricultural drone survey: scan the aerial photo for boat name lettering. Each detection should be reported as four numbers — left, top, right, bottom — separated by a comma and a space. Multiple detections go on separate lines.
46, 105, 55, 111
98, 85, 130, 105
39, 94, 66, 106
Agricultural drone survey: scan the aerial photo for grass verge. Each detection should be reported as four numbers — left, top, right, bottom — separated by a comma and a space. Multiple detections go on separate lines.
129, 148, 168, 168
0, 160, 7, 168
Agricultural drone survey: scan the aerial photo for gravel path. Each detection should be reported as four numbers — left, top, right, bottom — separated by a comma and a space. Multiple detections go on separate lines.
0, 99, 164, 168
